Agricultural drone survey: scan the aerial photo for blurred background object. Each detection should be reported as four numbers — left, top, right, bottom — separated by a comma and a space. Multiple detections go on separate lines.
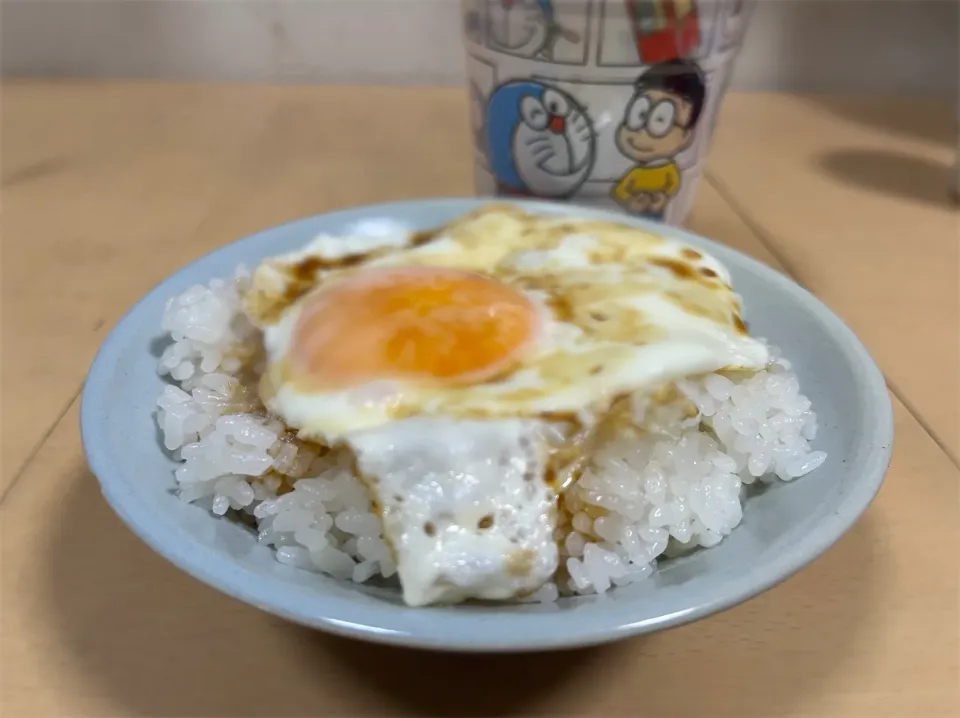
462, 0, 756, 225
1, 0, 957, 94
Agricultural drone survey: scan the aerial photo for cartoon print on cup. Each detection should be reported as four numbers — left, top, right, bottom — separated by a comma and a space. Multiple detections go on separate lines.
487, 0, 581, 61
463, 0, 486, 44
470, 81, 489, 161
626, 0, 701, 63
611, 59, 705, 221
598, 0, 702, 66
717, 0, 748, 50
485, 80, 596, 198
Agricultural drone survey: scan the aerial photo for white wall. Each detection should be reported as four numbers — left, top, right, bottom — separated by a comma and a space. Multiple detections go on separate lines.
1, 0, 957, 94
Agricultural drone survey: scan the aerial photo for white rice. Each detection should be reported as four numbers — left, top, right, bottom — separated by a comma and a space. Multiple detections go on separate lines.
155, 273, 825, 600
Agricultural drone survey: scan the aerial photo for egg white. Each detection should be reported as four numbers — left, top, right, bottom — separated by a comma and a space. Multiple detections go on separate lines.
348, 417, 557, 606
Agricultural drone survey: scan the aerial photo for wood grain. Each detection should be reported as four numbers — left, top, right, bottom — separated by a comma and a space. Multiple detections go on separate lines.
1, 82, 957, 717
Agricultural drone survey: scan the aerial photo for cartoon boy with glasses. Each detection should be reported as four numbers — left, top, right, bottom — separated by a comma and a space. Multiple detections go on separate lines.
612, 59, 706, 221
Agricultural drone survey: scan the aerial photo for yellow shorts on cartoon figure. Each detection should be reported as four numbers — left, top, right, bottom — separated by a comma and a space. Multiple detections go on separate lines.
613, 162, 680, 204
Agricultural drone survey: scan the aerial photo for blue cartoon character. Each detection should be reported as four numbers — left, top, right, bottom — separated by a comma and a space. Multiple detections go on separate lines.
485, 81, 596, 199
487, 0, 580, 60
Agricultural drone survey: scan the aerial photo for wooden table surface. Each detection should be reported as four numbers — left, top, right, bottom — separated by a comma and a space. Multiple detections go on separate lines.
1, 82, 957, 717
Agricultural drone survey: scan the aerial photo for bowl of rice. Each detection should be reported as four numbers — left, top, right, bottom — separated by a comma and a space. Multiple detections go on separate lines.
81, 198, 892, 652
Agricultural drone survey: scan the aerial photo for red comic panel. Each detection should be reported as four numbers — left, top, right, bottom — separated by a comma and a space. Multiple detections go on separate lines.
625, 0, 701, 63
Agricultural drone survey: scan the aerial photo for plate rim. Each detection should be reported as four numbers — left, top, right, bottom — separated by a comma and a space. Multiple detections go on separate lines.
81, 197, 894, 652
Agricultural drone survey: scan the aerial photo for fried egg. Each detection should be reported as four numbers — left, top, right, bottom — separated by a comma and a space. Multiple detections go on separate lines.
245, 205, 768, 440
241, 205, 770, 605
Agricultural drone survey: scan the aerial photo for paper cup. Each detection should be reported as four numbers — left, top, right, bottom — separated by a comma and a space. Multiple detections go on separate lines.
462, 0, 753, 226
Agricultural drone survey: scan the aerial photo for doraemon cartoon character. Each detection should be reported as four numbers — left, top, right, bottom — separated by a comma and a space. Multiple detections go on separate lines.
487, 0, 579, 60
484, 81, 596, 199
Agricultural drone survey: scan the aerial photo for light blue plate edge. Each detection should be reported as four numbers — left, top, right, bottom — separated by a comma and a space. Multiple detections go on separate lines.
80, 197, 894, 652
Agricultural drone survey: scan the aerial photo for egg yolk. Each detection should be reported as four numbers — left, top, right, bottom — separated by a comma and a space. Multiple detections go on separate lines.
290, 266, 539, 388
